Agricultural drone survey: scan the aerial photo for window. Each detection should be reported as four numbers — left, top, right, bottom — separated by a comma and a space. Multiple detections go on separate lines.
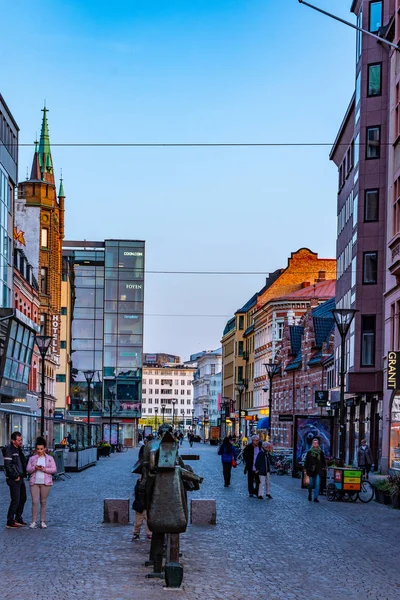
187, 389, 191, 395
180, 390, 185, 395
361, 315, 376, 366
363, 252, 378, 284
61, 307, 67, 315
351, 256, 357, 289
181, 380, 185, 385
238, 315, 244, 330
56, 374, 66, 382
369, 1, 382, 33
41, 228, 48, 248
355, 71, 361, 107
354, 133, 360, 166
211, 364, 216, 375
60, 341, 67, 349
238, 341, 244, 356
40, 268, 48, 294
356, 8, 363, 60
366, 126, 380, 159
237, 366, 243, 382
365, 190, 379, 221
367, 63, 382, 97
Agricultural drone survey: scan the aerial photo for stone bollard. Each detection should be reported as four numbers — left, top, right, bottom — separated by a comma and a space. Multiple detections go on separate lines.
103, 499, 130, 524
190, 499, 216, 525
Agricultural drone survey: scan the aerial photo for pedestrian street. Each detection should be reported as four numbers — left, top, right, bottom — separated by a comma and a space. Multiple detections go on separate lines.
1, 443, 400, 600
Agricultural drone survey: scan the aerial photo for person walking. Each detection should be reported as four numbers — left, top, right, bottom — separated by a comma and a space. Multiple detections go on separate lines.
255, 441, 272, 499
357, 439, 373, 479
3, 431, 28, 529
132, 477, 151, 540
26, 437, 57, 529
217, 436, 238, 487
189, 432, 194, 448
243, 435, 261, 497
304, 437, 326, 503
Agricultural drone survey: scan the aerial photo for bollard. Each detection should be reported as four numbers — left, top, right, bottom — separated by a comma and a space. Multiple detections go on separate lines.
103, 499, 129, 524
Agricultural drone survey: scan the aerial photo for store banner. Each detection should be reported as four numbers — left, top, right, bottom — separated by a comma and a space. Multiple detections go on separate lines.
387, 351, 400, 390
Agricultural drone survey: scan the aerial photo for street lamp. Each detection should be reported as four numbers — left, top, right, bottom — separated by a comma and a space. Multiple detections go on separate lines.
191, 408, 195, 430
181, 408, 185, 429
172, 399, 177, 428
203, 407, 208, 443
236, 383, 245, 439
264, 361, 280, 441
84, 370, 95, 446
155, 407, 159, 431
331, 308, 358, 461
108, 385, 116, 446
35, 335, 52, 438
161, 403, 166, 423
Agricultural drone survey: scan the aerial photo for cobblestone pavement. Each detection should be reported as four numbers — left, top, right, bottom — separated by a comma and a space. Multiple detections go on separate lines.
1, 444, 400, 600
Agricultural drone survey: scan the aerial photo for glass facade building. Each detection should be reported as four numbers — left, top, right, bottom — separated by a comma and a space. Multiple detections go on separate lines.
63, 240, 145, 440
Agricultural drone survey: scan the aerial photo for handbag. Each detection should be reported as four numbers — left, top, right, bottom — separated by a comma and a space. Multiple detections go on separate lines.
303, 473, 310, 487
232, 458, 237, 468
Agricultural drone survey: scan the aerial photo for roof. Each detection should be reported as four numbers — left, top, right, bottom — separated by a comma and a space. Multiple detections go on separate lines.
274, 279, 336, 301
329, 92, 355, 161
236, 292, 258, 314
312, 297, 335, 347
243, 324, 254, 338
286, 349, 302, 371
290, 326, 304, 356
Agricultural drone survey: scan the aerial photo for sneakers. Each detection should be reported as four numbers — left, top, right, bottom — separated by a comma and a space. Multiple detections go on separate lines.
131, 534, 140, 541
257, 495, 263, 500
6, 522, 19, 529
15, 520, 28, 527
40, 522, 47, 529
146, 534, 152, 540
314, 498, 319, 503
29, 522, 38, 529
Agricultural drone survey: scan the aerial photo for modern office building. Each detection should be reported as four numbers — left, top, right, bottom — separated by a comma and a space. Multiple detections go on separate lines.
60, 240, 145, 445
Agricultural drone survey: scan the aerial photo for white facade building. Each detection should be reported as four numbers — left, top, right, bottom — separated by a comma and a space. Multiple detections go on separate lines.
141, 364, 196, 429
192, 349, 222, 435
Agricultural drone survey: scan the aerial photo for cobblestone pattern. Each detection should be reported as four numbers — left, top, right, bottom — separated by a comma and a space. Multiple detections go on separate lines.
1, 444, 400, 599
190, 498, 216, 525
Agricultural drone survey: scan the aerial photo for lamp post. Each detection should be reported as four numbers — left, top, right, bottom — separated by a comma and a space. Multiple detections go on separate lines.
331, 308, 358, 462
236, 383, 245, 440
181, 408, 185, 430
191, 408, 195, 431
203, 407, 208, 443
108, 385, 116, 446
35, 335, 52, 439
155, 407, 159, 432
161, 403, 166, 423
172, 399, 177, 428
264, 361, 280, 442
84, 370, 95, 446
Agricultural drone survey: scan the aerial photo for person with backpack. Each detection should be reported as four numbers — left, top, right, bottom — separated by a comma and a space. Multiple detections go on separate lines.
217, 436, 238, 487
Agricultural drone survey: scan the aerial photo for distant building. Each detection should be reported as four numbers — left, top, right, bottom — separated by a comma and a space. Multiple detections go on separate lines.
192, 349, 222, 437
141, 362, 196, 430
144, 353, 181, 366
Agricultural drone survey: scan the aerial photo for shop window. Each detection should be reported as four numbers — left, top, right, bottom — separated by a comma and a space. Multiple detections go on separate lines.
390, 395, 400, 471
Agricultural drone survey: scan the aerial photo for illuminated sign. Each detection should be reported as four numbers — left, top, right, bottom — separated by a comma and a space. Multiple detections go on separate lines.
52, 314, 59, 354
13, 398, 27, 403
14, 227, 26, 245
388, 351, 400, 390
123, 252, 143, 257
125, 284, 142, 290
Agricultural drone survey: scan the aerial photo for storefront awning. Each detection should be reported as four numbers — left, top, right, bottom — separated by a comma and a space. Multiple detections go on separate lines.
257, 417, 269, 429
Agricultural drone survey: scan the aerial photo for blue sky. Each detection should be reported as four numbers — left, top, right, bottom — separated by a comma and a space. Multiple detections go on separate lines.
3, 0, 355, 359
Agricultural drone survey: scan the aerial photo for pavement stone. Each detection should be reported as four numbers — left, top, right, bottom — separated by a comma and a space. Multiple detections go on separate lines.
0, 443, 399, 599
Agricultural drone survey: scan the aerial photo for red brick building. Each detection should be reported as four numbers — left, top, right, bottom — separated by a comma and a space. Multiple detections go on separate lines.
271, 297, 336, 448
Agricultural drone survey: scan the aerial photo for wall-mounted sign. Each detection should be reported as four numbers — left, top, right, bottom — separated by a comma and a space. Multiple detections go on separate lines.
14, 227, 26, 245
123, 252, 143, 256
13, 398, 27, 403
314, 390, 329, 406
387, 351, 400, 390
125, 284, 142, 290
52, 314, 59, 354
279, 414, 294, 422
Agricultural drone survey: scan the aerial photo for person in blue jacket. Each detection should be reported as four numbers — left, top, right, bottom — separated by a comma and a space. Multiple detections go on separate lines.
217, 436, 237, 487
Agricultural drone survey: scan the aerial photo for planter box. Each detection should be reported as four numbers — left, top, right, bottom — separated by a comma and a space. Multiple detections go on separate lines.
97, 447, 111, 459
392, 494, 400, 509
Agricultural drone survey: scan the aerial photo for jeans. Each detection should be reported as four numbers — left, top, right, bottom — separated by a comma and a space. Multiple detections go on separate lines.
258, 473, 270, 497
222, 462, 232, 486
308, 474, 321, 499
6, 479, 27, 524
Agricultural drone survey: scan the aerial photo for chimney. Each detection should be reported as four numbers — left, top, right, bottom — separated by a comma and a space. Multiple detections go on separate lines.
302, 281, 311, 288
316, 270, 326, 283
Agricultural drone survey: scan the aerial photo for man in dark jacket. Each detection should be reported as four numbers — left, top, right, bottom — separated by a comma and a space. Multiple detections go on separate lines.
304, 437, 326, 503
255, 441, 272, 499
358, 439, 373, 479
243, 435, 261, 497
3, 431, 27, 528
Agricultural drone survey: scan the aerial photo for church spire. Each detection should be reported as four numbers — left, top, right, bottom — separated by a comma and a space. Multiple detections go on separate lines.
30, 106, 55, 184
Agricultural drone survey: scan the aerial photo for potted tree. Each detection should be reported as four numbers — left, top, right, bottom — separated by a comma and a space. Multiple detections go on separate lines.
374, 478, 392, 505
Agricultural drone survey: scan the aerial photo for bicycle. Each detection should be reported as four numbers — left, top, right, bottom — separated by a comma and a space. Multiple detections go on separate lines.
115, 444, 129, 453
326, 476, 374, 503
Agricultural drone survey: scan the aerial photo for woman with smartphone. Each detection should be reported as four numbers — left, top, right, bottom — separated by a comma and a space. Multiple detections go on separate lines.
26, 437, 57, 529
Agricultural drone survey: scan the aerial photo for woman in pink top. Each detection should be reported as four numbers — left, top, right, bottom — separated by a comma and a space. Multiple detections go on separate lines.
26, 437, 57, 529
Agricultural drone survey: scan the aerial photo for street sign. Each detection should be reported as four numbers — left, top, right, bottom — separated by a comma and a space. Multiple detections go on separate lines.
239, 410, 247, 418
315, 390, 329, 406
279, 414, 294, 422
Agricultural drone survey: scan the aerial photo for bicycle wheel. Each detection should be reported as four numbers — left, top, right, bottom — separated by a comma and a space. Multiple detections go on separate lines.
326, 484, 337, 502
358, 480, 374, 503
122, 446, 129, 453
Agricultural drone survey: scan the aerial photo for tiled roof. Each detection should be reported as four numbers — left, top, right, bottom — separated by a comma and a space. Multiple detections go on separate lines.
223, 317, 236, 336
236, 292, 258, 314
308, 351, 323, 366
312, 298, 335, 348
274, 279, 336, 301
290, 325, 304, 355
286, 349, 302, 371
312, 297, 335, 317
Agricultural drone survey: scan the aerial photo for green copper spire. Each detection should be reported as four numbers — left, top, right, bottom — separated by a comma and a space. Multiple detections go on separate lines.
58, 177, 65, 198
38, 106, 54, 181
